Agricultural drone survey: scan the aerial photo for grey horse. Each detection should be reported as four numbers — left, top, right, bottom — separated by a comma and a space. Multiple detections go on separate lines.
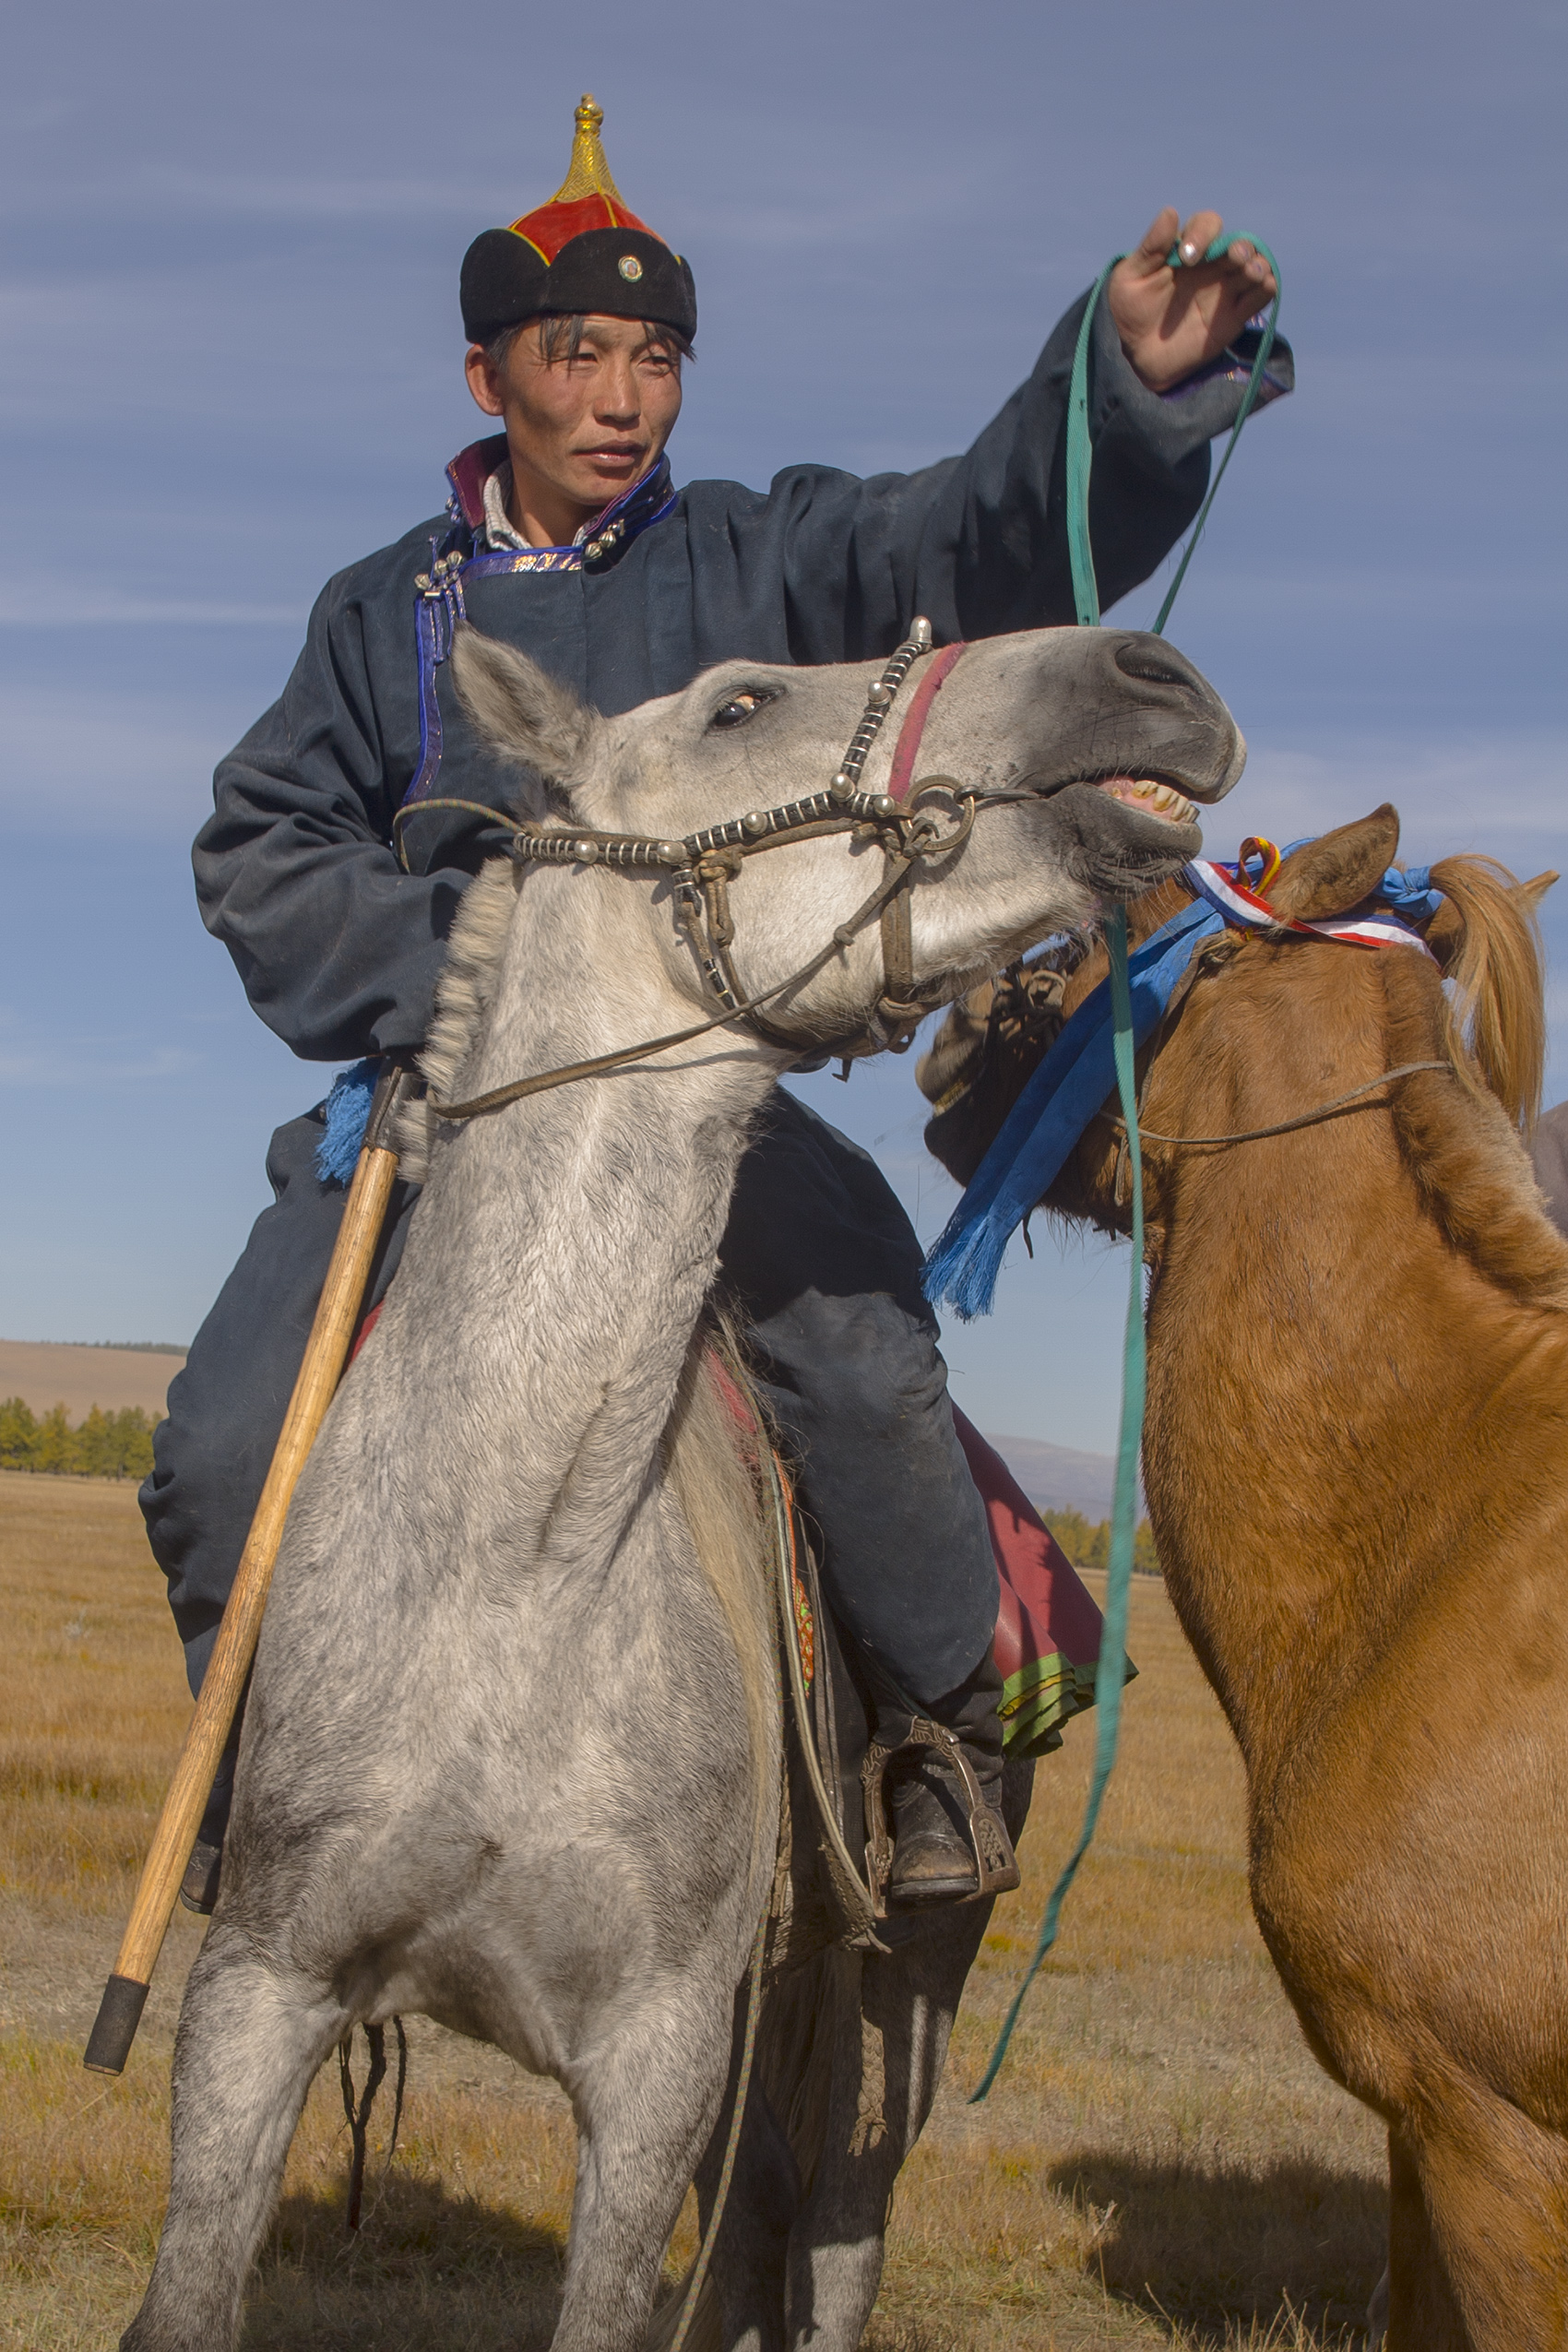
122, 623, 1242, 2352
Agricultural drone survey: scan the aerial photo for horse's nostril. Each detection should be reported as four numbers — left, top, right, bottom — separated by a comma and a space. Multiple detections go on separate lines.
1112, 637, 1200, 693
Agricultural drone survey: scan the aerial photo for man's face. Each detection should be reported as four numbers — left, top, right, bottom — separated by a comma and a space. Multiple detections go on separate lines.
465, 315, 683, 521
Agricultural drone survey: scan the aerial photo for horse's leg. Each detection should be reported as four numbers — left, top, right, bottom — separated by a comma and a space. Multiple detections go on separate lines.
1366, 2257, 1390, 2346
782, 1763, 1030, 2352
692, 1978, 802, 2352
778, 1765, 1032, 2351
555, 1988, 738, 2352
784, 1907, 989, 2352
120, 1927, 347, 2352
1387, 2106, 1568, 2351
1385, 2127, 1465, 2352
695, 2097, 800, 2352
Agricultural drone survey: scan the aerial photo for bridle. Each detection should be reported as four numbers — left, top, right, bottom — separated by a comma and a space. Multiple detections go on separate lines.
505, 626, 972, 1052
1094, 918, 1453, 1214
411, 620, 990, 1123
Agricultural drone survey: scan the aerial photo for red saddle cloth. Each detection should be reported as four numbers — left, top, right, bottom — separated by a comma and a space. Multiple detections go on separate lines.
950, 1408, 1115, 1759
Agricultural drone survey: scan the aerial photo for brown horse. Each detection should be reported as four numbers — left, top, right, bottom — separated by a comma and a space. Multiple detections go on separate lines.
924, 807, 1568, 2349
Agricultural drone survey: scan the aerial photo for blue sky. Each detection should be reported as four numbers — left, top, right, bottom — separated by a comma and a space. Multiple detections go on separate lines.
3, 0, 1563, 1452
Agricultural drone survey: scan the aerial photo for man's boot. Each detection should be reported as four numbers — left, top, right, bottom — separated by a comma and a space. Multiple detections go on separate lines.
876, 1656, 1020, 1910
178, 1743, 236, 1917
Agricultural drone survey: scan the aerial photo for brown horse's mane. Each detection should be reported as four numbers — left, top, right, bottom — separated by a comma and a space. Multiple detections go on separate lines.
1381, 932, 1568, 1311
1126, 862, 1568, 1313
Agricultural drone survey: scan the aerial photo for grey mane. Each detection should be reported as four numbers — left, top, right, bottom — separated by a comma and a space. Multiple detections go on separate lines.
394, 857, 521, 1181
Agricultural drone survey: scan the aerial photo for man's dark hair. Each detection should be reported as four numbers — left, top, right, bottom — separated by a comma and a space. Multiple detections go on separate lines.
483, 314, 694, 373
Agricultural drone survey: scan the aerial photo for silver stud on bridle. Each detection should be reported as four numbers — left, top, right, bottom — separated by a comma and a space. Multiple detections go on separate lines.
829, 616, 932, 808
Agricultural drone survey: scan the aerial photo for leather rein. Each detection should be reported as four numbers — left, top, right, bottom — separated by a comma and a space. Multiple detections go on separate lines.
417, 623, 984, 1123
1094, 927, 1454, 1207
1113, 1062, 1454, 1153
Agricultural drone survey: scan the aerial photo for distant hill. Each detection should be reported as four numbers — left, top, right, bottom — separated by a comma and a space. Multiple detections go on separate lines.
0, 1341, 185, 1420
66, 1340, 189, 1355
982, 1431, 1141, 1521
0, 1342, 1124, 1516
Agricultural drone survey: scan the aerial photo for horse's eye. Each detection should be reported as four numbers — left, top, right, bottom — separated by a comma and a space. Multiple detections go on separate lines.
711, 690, 775, 730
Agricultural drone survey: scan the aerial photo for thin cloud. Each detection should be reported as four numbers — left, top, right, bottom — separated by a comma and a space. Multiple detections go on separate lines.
1223, 735, 1568, 857
0, 690, 234, 833
0, 1020, 198, 1087
0, 588, 305, 627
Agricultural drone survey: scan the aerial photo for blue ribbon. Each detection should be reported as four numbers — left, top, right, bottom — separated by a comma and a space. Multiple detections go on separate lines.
315, 1059, 382, 1186
922, 897, 1223, 1319
1380, 863, 1440, 924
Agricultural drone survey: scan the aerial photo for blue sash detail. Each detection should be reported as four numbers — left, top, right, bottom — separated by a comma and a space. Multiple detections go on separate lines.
1379, 863, 1440, 924
922, 842, 1441, 1322
408, 551, 466, 807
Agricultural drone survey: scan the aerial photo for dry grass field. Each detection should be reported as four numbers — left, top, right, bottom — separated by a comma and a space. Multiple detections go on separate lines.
0, 1470, 1386, 2350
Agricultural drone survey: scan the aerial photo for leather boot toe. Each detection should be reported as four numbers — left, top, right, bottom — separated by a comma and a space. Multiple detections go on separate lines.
887, 1761, 997, 1909
179, 1836, 223, 1918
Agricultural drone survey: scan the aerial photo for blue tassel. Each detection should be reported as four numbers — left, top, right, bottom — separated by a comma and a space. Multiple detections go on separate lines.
315, 1059, 382, 1186
922, 1217, 1015, 1324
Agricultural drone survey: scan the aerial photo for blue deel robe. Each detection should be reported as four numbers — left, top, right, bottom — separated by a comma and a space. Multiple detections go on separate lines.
194, 293, 1291, 1061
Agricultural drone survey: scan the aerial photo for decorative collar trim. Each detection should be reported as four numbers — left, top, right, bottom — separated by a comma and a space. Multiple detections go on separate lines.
443, 439, 677, 567
445, 434, 509, 531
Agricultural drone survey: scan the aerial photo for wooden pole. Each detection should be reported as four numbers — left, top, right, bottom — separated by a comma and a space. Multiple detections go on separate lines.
84, 1064, 416, 2074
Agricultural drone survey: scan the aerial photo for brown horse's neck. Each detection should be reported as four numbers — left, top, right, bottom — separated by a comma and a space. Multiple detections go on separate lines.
1139, 936, 1568, 1782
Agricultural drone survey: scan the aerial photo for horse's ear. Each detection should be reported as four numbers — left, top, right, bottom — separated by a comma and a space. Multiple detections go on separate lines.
449, 624, 594, 783
1267, 805, 1402, 923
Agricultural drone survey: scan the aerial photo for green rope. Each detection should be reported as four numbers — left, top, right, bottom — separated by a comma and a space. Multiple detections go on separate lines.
1063, 257, 1121, 629
1064, 234, 1282, 631
969, 905, 1145, 2099
971, 232, 1278, 2101
1153, 238, 1281, 634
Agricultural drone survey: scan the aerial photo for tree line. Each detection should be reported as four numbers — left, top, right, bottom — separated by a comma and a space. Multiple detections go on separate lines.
0, 1398, 161, 1480
0, 1394, 1162, 1540
1042, 1506, 1161, 1578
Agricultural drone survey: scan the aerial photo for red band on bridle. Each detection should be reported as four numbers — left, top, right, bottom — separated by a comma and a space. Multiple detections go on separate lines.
887, 641, 966, 801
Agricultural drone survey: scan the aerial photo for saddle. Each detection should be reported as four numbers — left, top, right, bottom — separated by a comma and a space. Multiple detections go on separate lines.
703, 1345, 1113, 1966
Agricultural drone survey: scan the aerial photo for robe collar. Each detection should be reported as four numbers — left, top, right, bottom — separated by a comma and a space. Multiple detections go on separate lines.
444, 435, 677, 567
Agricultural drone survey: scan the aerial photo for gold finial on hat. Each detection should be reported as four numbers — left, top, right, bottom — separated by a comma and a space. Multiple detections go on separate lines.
550, 94, 629, 211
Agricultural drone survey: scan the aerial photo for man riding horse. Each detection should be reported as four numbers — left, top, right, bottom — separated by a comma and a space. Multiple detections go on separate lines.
141, 97, 1289, 1915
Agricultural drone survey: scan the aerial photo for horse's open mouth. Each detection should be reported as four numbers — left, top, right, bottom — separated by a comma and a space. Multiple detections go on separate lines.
1094, 775, 1199, 827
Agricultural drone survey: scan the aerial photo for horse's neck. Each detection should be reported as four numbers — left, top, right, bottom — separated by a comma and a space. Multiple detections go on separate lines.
1140, 966, 1561, 1776
387, 866, 779, 1571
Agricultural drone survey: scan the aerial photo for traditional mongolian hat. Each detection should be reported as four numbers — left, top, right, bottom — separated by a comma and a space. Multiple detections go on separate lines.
460, 96, 696, 348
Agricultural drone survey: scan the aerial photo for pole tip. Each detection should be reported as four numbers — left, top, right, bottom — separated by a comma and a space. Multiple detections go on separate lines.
84, 1973, 149, 2074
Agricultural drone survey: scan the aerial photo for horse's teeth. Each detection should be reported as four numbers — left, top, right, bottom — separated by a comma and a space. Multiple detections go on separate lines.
1102, 776, 1197, 826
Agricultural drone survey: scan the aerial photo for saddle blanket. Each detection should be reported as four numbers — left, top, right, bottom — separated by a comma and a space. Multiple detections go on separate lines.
949, 1409, 1117, 1758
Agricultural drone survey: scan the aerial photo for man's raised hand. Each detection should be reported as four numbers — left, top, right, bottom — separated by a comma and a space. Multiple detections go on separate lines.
1108, 208, 1277, 393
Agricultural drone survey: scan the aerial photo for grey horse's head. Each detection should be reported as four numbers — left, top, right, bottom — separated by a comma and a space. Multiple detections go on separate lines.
449, 623, 1243, 1050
